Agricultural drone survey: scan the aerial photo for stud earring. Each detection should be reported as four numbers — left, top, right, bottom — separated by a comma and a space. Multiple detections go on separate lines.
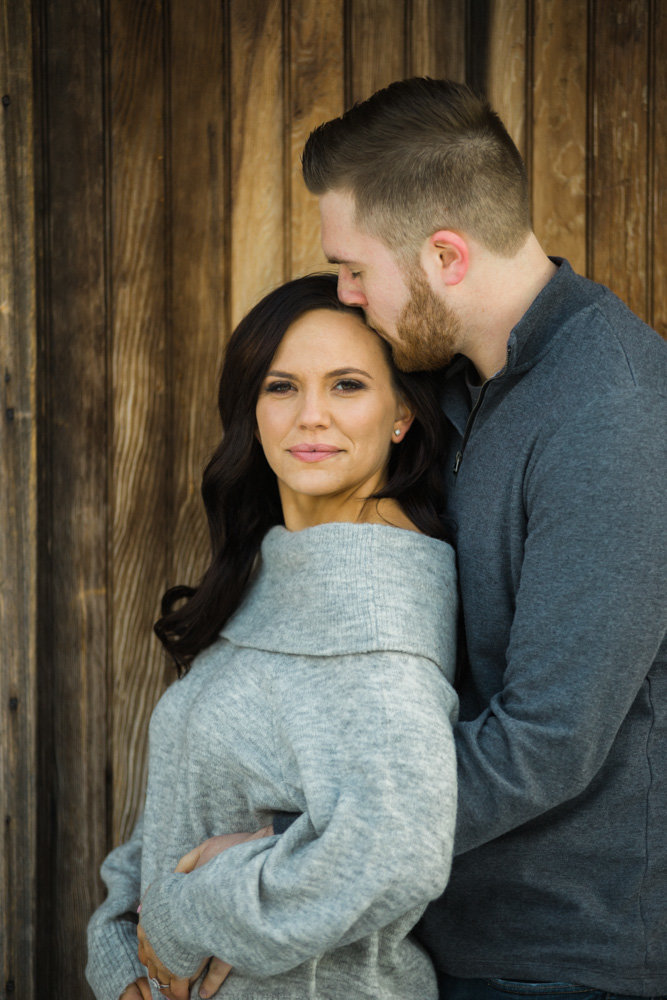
393, 428, 401, 437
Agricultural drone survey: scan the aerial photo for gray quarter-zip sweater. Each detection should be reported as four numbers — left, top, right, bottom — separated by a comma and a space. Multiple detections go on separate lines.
87, 522, 459, 1000
418, 258, 667, 995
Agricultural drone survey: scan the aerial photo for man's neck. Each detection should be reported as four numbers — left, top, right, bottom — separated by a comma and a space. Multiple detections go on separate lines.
459, 236, 557, 382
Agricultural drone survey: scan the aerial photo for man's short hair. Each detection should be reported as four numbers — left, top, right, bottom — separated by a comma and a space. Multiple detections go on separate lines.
302, 77, 531, 258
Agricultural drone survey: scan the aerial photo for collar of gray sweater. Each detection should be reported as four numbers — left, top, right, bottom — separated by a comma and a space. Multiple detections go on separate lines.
221, 522, 457, 670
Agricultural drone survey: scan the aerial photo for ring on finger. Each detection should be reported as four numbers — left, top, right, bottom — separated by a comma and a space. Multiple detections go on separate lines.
149, 976, 170, 992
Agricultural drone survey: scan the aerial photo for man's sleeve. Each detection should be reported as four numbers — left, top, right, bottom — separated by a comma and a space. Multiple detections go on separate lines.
454, 389, 667, 855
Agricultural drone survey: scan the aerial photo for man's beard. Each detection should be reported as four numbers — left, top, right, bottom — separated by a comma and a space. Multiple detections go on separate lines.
376, 268, 462, 372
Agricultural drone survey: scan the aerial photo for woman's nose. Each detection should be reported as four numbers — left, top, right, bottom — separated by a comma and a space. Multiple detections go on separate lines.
297, 390, 330, 428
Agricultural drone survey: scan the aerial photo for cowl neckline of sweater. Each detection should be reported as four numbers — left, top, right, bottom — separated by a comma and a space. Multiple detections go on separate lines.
219, 522, 457, 673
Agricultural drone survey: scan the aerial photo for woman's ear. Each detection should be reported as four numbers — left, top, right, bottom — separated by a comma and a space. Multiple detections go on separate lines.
391, 402, 415, 443
421, 230, 469, 287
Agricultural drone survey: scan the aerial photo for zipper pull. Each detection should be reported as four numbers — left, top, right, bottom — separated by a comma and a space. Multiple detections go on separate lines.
453, 451, 463, 475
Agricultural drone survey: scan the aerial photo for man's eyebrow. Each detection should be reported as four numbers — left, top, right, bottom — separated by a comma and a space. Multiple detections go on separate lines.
325, 255, 358, 267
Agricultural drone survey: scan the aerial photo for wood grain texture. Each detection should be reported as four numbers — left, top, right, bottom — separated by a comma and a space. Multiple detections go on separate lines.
168, 0, 227, 607
4, 2, 665, 994
485, 0, 527, 158
346, 0, 408, 105
409, 0, 466, 80
288, 0, 344, 277
0, 2, 37, 996
651, 0, 666, 337
589, 0, 650, 318
34, 0, 109, 994
531, 0, 587, 270
229, 0, 286, 326
110, 0, 169, 845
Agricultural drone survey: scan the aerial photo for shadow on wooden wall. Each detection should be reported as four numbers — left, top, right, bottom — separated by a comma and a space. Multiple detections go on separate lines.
1, 0, 664, 996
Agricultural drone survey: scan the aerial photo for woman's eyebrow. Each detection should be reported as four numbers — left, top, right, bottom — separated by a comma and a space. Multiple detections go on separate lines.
265, 367, 374, 379
327, 368, 373, 379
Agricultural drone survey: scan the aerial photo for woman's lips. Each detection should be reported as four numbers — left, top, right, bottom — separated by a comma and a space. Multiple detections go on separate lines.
288, 444, 342, 463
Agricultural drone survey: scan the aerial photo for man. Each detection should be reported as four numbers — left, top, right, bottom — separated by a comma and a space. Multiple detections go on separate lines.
300, 78, 667, 998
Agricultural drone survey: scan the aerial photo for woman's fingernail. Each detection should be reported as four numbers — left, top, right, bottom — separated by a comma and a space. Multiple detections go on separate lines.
137, 903, 142, 914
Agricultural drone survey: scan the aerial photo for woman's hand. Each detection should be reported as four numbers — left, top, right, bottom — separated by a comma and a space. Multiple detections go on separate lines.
137, 828, 272, 998
137, 917, 231, 999
120, 977, 152, 1000
137, 922, 199, 1000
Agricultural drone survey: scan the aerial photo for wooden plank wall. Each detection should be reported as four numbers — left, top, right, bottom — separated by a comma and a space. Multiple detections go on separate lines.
0, 4, 37, 998
1, 0, 664, 996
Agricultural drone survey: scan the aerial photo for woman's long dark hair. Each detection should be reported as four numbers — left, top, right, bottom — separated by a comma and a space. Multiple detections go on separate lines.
155, 273, 451, 675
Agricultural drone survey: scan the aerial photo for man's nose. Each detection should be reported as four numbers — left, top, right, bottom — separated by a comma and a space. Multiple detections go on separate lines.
337, 269, 368, 308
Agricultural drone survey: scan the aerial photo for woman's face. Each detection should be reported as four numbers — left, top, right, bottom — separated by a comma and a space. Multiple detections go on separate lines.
255, 309, 412, 523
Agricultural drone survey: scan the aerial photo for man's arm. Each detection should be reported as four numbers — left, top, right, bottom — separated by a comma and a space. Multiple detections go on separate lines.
454, 389, 667, 855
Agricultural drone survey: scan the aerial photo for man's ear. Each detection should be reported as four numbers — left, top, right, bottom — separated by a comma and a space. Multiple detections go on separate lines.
422, 230, 469, 286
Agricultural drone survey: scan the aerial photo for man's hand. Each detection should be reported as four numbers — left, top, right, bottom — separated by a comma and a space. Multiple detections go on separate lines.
174, 826, 273, 875
120, 978, 152, 1000
171, 827, 273, 997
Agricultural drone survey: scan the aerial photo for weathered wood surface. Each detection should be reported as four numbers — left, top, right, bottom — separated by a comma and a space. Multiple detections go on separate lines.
110, 0, 170, 846
288, 0, 344, 277
651, 0, 666, 338
590, 0, 650, 319
3, 1, 665, 997
168, 0, 227, 665
531, 0, 587, 271
347, 0, 407, 105
0, 4, 37, 997
34, 0, 110, 990
230, 1, 286, 326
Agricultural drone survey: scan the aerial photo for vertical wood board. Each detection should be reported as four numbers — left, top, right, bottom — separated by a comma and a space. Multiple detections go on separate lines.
168, 0, 227, 602
485, 0, 527, 158
531, 0, 587, 271
288, 0, 344, 277
346, 0, 408, 105
229, 0, 286, 326
409, 0, 466, 80
110, 0, 170, 844
35, 0, 109, 988
589, 0, 650, 318
0, 2, 37, 995
651, 0, 666, 337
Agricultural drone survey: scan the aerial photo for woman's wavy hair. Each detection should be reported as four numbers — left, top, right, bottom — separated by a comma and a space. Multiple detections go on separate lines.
155, 273, 452, 675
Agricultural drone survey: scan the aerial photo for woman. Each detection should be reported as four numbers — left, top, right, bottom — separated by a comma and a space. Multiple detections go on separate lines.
86, 274, 458, 1000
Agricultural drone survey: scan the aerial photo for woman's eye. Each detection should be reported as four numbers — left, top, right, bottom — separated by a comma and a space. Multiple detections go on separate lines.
350, 271, 361, 280
333, 379, 365, 392
265, 381, 294, 394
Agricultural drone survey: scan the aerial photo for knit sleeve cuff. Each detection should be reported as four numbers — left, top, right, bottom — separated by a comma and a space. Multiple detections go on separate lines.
86, 917, 146, 1000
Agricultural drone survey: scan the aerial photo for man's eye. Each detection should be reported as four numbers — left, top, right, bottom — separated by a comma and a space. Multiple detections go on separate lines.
350, 271, 361, 280
334, 379, 365, 392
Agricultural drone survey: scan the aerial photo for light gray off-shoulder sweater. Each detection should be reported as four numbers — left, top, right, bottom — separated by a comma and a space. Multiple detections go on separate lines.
87, 522, 458, 1000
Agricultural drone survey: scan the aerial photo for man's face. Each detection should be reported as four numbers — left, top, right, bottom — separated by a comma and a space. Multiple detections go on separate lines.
319, 189, 462, 372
